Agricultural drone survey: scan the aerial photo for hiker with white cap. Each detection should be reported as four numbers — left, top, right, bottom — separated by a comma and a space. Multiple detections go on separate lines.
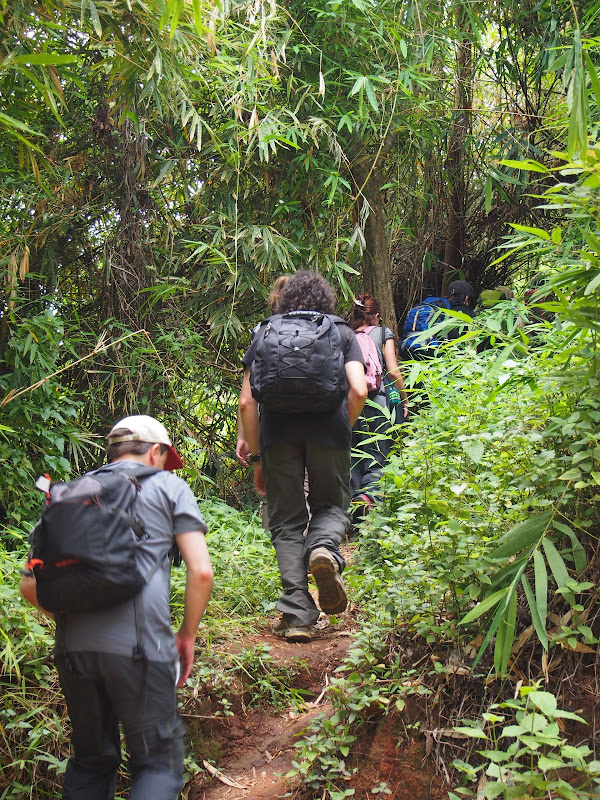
21, 414, 213, 800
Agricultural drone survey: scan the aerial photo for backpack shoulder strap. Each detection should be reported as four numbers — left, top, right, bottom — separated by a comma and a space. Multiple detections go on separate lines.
378, 326, 386, 371
94, 464, 162, 539
377, 326, 387, 379
94, 464, 162, 480
127, 465, 163, 480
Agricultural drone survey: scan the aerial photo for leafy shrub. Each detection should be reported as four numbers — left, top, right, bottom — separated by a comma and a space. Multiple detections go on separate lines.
191, 643, 309, 712
171, 498, 280, 626
451, 684, 600, 799
0, 311, 98, 535
0, 545, 66, 797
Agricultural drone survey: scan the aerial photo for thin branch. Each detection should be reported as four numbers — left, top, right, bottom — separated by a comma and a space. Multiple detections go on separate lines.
0, 329, 149, 407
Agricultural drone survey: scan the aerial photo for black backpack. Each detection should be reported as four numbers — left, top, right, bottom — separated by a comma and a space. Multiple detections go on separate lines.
27, 464, 164, 615
399, 296, 450, 359
249, 311, 347, 413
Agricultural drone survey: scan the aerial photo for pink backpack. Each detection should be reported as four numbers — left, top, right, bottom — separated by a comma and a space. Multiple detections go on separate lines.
355, 326, 383, 393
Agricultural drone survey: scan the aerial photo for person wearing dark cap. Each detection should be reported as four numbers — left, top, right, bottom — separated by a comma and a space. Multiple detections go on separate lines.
21, 414, 213, 800
447, 280, 475, 312
445, 279, 476, 340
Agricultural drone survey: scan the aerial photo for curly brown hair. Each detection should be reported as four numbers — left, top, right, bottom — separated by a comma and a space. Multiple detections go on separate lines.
277, 270, 337, 314
267, 275, 290, 314
349, 294, 380, 330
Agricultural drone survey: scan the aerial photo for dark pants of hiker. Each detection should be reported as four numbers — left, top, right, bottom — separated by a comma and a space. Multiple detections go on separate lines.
56, 651, 184, 800
350, 398, 392, 502
261, 440, 350, 628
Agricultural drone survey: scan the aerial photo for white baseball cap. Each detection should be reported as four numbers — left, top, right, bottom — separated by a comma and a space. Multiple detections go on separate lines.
107, 415, 184, 470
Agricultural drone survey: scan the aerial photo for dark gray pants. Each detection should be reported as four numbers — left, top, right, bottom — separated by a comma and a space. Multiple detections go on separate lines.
350, 399, 392, 501
56, 651, 184, 800
262, 440, 351, 627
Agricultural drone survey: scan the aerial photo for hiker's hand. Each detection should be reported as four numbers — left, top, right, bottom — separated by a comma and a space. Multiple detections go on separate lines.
174, 632, 195, 687
253, 463, 266, 497
236, 437, 250, 467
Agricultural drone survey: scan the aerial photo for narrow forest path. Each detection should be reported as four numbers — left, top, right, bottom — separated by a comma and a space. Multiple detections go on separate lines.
186, 621, 355, 800
184, 546, 450, 800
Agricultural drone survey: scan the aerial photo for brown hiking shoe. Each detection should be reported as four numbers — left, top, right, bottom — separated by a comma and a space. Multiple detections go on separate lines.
309, 547, 348, 615
284, 626, 312, 643
273, 618, 312, 643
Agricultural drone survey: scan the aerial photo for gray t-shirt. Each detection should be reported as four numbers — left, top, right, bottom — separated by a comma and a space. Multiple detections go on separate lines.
57, 461, 207, 662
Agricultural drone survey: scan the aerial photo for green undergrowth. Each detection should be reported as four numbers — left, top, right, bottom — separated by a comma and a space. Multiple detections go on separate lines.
450, 684, 600, 799
287, 324, 600, 800
188, 643, 310, 715
172, 498, 281, 632
0, 548, 65, 799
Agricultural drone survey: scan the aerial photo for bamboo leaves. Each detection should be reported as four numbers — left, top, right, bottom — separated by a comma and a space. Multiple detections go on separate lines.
494, 589, 517, 675
533, 549, 548, 631
460, 511, 589, 674
542, 538, 571, 602
566, 28, 587, 161
491, 511, 553, 560
554, 520, 587, 575
348, 75, 380, 114
521, 572, 548, 650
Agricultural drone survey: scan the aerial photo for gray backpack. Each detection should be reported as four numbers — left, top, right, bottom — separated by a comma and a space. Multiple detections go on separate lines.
250, 311, 347, 413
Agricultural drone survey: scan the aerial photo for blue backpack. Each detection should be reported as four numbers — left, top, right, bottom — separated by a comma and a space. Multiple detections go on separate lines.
399, 296, 450, 359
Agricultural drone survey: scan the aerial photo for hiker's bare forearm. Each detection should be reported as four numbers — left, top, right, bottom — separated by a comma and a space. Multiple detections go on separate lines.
384, 340, 408, 403
345, 360, 368, 426
239, 369, 261, 456
236, 404, 251, 466
20, 574, 54, 619
176, 532, 213, 638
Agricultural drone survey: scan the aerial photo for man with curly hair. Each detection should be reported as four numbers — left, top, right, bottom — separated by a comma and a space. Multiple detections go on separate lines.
239, 270, 367, 642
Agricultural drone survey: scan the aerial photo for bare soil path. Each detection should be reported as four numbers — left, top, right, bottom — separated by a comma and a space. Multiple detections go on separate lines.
186, 623, 355, 800
185, 544, 450, 800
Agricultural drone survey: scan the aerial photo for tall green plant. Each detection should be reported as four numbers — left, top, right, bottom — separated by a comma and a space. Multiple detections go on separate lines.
0, 311, 98, 531
452, 685, 600, 800
453, 26, 600, 674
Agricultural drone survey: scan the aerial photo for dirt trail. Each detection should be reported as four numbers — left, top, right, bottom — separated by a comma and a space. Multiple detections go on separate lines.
186, 542, 450, 800
187, 624, 355, 800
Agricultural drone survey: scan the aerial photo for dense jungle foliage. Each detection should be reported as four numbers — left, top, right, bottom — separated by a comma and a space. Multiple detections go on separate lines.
1, 0, 600, 796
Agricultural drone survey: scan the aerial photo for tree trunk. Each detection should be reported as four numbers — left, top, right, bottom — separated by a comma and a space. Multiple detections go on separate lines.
105, 117, 155, 330
350, 136, 398, 335
442, 7, 472, 295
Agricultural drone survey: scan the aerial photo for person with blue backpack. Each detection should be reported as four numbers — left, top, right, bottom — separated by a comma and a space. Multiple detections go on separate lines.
399, 279, 476, 359
349, 294, 408, 529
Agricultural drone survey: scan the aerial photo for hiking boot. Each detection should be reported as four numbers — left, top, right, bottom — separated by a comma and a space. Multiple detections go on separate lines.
309, 547, 348, 615
284, 626, 312, 643
273, 617, 291, 637
273, 618, 312, 643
